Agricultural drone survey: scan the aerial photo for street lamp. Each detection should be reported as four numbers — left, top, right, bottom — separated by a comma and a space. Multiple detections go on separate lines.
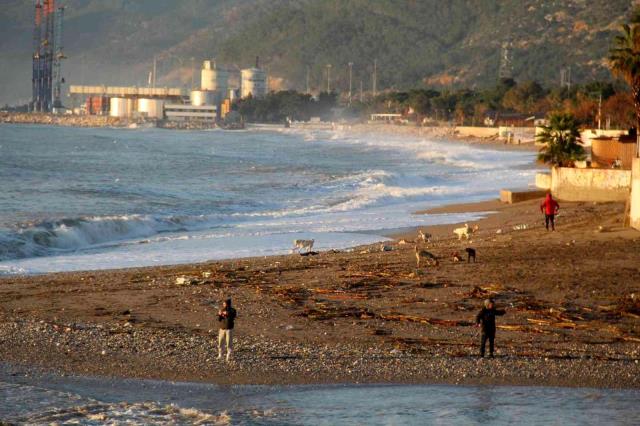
326, 64, 332, 93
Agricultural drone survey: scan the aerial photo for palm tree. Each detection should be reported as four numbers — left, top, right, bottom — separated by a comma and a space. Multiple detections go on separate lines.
609, 9, 640, 156
536, 113, 585, 167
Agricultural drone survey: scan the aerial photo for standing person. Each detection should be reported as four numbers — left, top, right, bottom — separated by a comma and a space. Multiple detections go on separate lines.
540, 193, 560, 231
217, 298, 237, 362
475, 298, 505, 358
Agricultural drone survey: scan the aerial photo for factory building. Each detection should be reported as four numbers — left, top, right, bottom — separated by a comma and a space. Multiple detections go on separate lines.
164, 104, 217, 123
240, 68, 267, 99
66, 57, 245, 126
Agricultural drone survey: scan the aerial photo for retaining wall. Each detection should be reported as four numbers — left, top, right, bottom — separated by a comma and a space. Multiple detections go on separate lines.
551, 167, 631, 202
631, 158, 640, 230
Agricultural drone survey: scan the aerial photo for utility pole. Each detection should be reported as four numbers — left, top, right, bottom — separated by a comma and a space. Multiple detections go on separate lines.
306, 66, 310, 94
191, 57, 195, 90
326, 64, 332, 92
359, 79, 363, 102
348, 62, 353, 104
372, 59, 377, 97
598, 93, 602, 130
152, 55, 157, 88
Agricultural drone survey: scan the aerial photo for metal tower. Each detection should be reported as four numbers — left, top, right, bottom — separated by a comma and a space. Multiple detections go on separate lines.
31, 0, 65, 113
52, 6, 66, 110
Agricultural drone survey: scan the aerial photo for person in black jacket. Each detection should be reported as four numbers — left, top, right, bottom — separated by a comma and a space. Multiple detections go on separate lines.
475, 298, 505, 358
217, 298, 237, 362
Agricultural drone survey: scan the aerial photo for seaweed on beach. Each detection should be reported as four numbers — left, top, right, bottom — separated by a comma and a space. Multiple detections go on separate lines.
299, 304, 375, 321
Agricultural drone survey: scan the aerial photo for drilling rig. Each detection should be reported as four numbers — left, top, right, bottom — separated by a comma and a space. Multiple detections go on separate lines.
31, 0, 66, 113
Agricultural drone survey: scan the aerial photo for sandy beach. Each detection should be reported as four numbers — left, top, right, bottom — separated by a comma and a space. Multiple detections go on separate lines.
1, 198, 639, 388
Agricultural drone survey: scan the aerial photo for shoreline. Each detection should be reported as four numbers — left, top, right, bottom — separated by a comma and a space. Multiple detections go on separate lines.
1, 114, 539, 151
1, 198, 639, 389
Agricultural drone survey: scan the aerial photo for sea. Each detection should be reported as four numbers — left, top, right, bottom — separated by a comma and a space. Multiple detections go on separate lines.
2, 125, 640, 424
1, 366, 638, 425
0, 124, 536, 274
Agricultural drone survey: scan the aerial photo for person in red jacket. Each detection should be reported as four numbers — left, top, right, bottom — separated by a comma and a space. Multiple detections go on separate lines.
540, 193, 560, 231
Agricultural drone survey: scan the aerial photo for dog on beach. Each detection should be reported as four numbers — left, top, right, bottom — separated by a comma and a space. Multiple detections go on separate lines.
417, 229, 432, 243
415, 246, 439, 268
293, 239, 314, 253
451, 251, 463, 262
453, 223, 479, 240
465, 247, 476, 263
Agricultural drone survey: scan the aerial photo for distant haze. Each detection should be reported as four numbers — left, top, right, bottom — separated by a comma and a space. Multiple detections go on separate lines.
0, 0, 633, 106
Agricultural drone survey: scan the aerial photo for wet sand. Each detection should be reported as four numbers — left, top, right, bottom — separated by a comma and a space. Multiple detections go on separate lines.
1, 199, 639, 388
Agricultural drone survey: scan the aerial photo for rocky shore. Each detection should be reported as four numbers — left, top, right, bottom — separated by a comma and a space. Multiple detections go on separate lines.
0, 112, 132, 128
1, 199, 639, 388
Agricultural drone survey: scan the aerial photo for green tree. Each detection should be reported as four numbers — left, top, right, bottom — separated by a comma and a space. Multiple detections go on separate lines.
536, 113, 586, 167
609, 9, 640, 133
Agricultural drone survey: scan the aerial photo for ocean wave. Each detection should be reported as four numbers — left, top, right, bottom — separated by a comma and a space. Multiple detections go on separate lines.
18, 401, 231, 425
0, 214, 219, 261
416, 150, 492, 170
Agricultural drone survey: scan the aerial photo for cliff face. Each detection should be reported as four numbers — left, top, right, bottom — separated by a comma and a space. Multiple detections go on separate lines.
0, 0, 633, 105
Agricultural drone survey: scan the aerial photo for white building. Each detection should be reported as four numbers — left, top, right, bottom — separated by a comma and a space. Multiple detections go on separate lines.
240, 67, 267, 99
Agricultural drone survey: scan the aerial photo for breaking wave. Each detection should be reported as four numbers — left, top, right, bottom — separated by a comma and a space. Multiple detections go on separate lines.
0, 215, 215, 261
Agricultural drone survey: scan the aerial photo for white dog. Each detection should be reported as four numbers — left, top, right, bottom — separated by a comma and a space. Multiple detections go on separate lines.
453, 223, 479, 240
293, 239, 314, 252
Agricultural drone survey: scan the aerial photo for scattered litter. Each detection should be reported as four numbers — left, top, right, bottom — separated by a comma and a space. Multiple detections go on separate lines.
496, 229, 503, 234
512, 224, 528, 231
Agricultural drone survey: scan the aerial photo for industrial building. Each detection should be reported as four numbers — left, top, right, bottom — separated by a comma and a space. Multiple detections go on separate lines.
65, 57, 262, 125
31, 0, 66, 113
69, 85, 184, 119
240, 57, 268, 99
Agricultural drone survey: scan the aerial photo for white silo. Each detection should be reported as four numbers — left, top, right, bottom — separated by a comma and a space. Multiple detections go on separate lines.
137, 98, 164, 119
240, 68, 267, 98
110, 97, 133, 118
201, 60, 229, 93
190, 90, 216, 106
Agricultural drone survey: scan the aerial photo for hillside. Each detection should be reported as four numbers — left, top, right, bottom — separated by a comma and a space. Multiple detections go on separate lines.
0, 0, 634, 105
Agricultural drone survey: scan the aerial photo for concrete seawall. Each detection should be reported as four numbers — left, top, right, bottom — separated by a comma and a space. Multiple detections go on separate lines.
631, 158, 640, 230
550, 167, 631, 202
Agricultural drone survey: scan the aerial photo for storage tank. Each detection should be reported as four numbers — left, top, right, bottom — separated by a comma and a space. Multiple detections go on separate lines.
201, 60, 229, 93
137, 98, 164, 119
240, 68, 267, 98
109, 97, 133, 118
190, 90, 216, 106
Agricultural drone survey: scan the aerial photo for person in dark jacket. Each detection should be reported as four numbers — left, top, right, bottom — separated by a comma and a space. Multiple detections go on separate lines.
217, 298, 237, 361
476, 298, 506, 358
540, 193, 560, 231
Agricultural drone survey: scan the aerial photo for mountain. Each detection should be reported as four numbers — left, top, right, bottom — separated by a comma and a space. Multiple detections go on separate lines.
0, 0, 634, 106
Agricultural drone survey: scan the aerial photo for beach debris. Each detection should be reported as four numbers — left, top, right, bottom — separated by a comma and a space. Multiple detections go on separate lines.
202, 271, 212, 278
451, 252, 463, 262
614, 293, 640, 317
175, 276, 206, 286
512, 224, 528, 231
378, 313, 471, 327
496, 229, 503, 234
597, 225, 612, 233
299, 251, 319, 256
379, 244, 393, 252
466, 284, 503, 298
299, 306, 375, 321
398, 239, 413, 245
